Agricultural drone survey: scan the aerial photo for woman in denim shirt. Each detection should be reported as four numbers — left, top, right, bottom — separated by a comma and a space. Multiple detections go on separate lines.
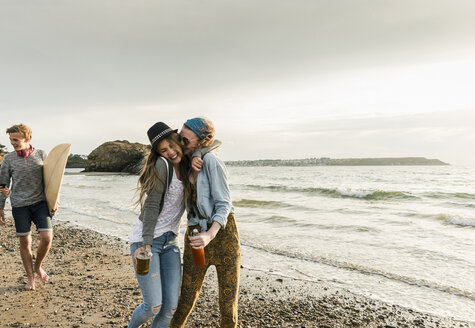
170, 117, 241, 328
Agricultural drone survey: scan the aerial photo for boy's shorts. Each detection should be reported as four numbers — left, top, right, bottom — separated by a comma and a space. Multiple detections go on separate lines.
12, 201, 52, 236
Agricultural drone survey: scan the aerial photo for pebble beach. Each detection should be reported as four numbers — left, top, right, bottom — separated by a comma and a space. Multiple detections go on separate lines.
0, 216, 472, 328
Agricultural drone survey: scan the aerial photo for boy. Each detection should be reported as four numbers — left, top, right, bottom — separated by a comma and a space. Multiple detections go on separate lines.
0, 123, 55, 290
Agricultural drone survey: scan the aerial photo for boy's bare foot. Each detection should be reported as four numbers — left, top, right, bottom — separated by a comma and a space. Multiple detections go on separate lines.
25, 278, 35, 291
35, 267, 49, 283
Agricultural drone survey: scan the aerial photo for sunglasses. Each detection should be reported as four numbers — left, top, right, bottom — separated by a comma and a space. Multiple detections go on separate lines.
180, 135, 197, 146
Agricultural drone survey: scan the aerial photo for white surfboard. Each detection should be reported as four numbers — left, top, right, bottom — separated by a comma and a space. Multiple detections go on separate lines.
43, 143, 71, 213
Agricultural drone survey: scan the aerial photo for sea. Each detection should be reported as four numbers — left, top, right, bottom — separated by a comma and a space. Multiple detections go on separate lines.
53, 165, 474, 322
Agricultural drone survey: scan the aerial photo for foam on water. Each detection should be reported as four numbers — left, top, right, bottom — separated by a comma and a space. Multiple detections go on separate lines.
443, 214, 475, 227
243, 241, 475, 300
234, 183, 416, 200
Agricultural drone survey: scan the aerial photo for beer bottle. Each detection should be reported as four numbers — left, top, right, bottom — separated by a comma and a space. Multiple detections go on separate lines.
191, 228, 206, 267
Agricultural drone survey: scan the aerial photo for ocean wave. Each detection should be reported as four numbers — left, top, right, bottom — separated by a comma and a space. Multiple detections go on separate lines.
422, 191, 475, 200
62, 182, 111, 190
403, 212, 475, 227
234, 199, 323, 212
453, 192, 475, 199
241, 242, 475, 301
258, 215, 325, 229
439, 214, 475, 227
108, 203, 138, 213
336, 189, 411, 200
59, 207, 135, 226
251, 215, 379, 232
442, 201, 475, 209
259, 215, 298, 224
60, 198, 138, 218
234, 184, 414, 200
234, 199, 291, 208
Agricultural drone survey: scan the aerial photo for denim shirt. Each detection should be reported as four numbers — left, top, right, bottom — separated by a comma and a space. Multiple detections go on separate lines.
187, 152, 234, 231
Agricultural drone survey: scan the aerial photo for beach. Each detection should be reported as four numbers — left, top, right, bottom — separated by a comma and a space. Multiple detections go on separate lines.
0, 216, 471, 328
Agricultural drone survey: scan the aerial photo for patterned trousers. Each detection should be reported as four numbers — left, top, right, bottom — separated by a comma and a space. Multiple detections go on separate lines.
170, 213, 241, 328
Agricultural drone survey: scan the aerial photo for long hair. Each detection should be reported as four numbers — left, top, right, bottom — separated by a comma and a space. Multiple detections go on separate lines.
136, 133, 191, 212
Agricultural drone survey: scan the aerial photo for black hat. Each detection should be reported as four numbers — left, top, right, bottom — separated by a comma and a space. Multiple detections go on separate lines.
147, 122, 177, 149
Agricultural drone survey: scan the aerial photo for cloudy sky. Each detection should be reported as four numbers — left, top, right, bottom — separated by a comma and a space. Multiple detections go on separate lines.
1, 0, 475, 165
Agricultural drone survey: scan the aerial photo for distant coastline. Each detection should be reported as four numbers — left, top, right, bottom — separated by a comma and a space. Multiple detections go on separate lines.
62, 156, 450, 170
55, 141, 449, 170
0, 140, 451, 168
225, 157, 449, 166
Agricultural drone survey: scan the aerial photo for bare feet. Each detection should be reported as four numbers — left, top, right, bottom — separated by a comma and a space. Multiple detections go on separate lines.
35, 267, 49, 283
25, 278, 35, 291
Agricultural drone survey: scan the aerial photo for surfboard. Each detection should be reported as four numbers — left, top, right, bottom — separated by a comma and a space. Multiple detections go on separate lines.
43, 143, 71, 214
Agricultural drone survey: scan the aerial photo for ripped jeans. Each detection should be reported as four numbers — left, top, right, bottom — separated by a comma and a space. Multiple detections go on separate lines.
128, 231, 181, 328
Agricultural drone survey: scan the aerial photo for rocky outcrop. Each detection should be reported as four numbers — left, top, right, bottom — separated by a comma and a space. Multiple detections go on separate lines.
85, 140, 150, 174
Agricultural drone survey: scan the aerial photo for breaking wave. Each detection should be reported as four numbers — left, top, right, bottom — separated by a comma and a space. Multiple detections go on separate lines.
440, 214, 475, 227
234, 184, 414, 200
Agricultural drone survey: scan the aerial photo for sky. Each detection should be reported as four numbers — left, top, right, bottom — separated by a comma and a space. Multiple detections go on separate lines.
1, 0, 475, 165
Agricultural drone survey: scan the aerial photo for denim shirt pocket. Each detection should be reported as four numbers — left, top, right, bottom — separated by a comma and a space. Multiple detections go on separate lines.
198, 177, 211, 199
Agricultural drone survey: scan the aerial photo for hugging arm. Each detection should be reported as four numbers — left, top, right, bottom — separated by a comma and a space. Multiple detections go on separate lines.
191, 139, 222, 172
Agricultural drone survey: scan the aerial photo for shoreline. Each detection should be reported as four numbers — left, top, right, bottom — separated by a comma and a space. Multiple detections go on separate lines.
0, 216, 473, 327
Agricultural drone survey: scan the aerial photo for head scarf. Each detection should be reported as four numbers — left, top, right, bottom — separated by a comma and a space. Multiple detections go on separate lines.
184, 118, 209, 140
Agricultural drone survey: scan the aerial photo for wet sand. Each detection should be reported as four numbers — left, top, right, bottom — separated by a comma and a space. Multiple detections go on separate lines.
0, 216, 472, 327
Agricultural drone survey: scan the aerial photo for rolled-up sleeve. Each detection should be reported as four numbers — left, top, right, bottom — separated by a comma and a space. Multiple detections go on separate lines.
205, 156, 232, 229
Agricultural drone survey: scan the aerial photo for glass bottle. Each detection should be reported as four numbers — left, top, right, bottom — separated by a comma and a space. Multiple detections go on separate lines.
191, 228, 206, 267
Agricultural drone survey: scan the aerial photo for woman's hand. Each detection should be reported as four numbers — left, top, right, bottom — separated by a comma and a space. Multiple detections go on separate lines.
133, 245, 152, 266
188, 222, 221, 249
189, 231, 213, 249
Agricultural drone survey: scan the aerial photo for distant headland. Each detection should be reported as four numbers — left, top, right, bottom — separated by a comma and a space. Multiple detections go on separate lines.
0, 140, 451, 169
71, 140, 449, 171
225, 157, 449, 166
